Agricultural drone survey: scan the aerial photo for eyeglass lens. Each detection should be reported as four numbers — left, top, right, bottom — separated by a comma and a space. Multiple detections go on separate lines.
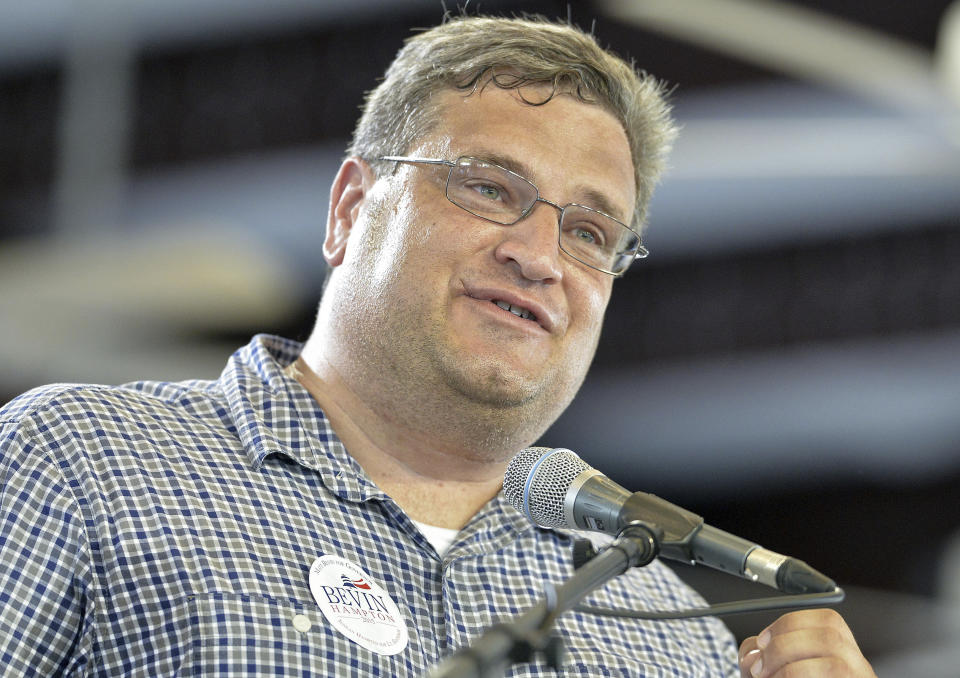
445, 157, 638, 274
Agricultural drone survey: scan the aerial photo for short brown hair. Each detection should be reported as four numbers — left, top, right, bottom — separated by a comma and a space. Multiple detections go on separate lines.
348, 14, 677, 230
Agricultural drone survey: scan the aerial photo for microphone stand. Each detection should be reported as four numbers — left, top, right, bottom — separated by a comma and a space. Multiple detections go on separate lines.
425, 523, 661, 678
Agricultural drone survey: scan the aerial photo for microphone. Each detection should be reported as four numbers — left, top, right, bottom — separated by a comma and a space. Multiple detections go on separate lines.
503, 447, 837, 595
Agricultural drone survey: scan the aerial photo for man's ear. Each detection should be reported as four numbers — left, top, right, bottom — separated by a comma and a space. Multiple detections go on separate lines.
323, 157, 377, 267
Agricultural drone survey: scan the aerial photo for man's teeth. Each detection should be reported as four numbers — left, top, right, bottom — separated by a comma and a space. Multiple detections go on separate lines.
494, 299, 535, 321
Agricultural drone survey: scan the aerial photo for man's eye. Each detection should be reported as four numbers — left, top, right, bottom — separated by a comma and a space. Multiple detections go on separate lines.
575, 227, 597, 244
473, 184, 501, 200
569, 223, 606, 248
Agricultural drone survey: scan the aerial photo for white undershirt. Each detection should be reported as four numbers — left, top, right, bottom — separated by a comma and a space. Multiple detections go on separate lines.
412, 520, 459, 557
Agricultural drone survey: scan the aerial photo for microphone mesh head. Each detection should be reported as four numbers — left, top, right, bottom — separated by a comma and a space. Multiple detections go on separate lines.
503, 446, 591, 527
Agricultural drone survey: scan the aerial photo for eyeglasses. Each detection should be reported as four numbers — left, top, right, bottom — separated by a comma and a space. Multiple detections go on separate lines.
378, 155, 647, 276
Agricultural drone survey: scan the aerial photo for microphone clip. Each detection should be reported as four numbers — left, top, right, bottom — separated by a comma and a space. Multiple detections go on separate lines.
612, 521, 662, 569
573, 521, 662, 570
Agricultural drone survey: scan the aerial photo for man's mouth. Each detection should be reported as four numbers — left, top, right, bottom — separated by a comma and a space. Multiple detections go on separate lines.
493, 299, 537, 323
460, 283, 554, 331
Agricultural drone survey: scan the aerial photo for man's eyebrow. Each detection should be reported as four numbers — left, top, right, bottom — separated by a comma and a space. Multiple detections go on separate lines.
577, 189, 630, 223
469, 149, 532, 180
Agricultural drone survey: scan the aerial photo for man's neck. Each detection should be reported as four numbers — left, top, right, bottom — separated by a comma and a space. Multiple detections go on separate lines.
285, 356, 506, 530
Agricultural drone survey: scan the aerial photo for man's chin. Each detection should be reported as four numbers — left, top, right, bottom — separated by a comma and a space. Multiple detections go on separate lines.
431, 354, 581, 455
440, 359, 544, 410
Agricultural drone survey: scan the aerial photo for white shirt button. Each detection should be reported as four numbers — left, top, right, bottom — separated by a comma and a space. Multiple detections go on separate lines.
292, 614, 312, 633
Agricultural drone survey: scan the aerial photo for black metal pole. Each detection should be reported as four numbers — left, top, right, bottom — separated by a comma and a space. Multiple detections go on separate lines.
425, 524, 660, 678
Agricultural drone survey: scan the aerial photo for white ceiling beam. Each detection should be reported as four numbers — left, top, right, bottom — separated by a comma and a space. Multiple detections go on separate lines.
600, 0, 947, 113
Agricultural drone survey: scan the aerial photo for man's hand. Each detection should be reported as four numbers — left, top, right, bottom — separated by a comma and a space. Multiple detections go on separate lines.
738, 609, 877, 678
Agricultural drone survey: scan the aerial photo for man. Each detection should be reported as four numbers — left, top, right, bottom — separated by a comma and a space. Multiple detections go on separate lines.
0, 15, 875, 677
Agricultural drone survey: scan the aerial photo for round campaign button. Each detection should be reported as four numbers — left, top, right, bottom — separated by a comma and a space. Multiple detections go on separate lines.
308, 555, 409, 656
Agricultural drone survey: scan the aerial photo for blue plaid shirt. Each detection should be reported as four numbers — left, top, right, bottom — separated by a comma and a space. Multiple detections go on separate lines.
0, 335, 739, 676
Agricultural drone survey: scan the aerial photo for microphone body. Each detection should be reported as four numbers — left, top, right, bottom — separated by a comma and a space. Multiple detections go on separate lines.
504, 447, 836, 595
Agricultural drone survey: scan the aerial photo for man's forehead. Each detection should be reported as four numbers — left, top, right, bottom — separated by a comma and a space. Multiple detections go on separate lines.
418, 88, 636, 219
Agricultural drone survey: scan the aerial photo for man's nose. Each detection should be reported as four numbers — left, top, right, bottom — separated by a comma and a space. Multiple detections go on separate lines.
492, 202, 564, 283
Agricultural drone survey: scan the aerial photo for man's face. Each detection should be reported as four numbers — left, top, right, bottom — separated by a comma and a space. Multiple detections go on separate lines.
327, 85, 636, 446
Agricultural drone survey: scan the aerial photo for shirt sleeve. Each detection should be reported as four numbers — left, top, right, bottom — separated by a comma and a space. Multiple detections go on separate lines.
0, 416, 96, 676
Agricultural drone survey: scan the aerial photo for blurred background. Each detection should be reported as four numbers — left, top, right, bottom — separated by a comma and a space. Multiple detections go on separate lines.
2, 0, 959, 673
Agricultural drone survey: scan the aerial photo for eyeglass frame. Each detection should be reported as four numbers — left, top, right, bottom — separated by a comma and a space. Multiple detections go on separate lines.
377, 155, 649, 276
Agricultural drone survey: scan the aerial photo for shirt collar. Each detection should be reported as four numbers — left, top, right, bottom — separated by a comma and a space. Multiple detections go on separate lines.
218, 334, 542, 545
219, 334, 388, 503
